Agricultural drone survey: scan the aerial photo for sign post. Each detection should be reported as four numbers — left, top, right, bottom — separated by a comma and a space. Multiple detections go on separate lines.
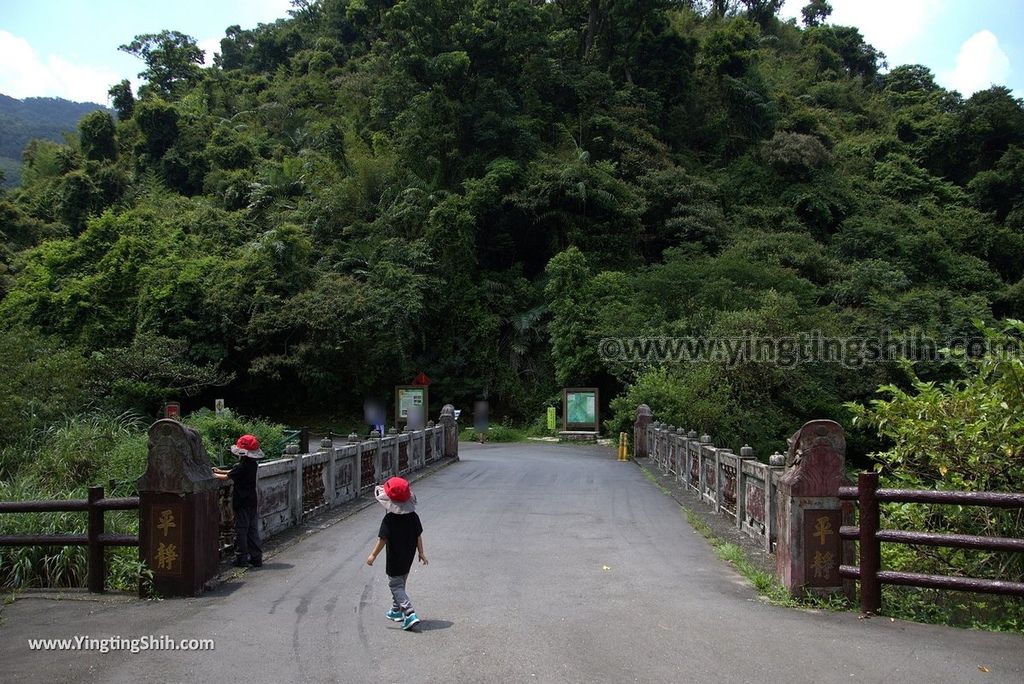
394, 385, 428, 428
164, 402, 181, 421
559, 388, 600, 442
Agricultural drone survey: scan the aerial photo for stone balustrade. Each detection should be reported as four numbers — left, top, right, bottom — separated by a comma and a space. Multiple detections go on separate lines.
644, 419, 786, 553
217, 412, 456, 558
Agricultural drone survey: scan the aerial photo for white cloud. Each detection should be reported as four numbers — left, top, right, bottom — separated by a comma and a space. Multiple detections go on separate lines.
942, 30, 1011, 96
831, 0, 943, 62
0, 31, 55, 99
198, 37, 222, 66
0, 30, 121, 104
780, 0, 943, 65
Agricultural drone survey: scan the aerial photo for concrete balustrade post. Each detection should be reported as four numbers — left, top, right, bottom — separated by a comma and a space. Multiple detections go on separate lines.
765, 454, 784, 553
287, 444, 303, 525
714, 448, 732, 514
323, 437, 337, 507
697, 435, 711, 503
354, 440, 364, 494
737, 445, 755, 531
634, 405, 652, 459
675, 427, 685, 481
439, 404, 459, 460
663, 426, 675, 474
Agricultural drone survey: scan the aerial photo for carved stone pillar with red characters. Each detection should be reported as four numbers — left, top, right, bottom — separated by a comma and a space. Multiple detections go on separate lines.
138, 419, 221, 597
775, 420, 853, 598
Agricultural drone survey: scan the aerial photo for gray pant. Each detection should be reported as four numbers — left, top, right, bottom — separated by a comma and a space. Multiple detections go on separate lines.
388, 574, 413, 613
233, 506, 262, 561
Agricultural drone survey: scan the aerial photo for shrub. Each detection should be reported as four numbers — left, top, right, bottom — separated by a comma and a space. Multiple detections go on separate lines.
847, 320, 1024, 631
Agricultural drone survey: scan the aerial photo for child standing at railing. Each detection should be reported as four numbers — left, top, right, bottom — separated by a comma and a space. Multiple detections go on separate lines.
366, 476, 428, 630
213, 434, 264, 568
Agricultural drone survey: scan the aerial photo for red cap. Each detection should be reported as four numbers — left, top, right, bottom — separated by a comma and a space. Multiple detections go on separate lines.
235, 434, 260, 451
383, 477, 411, 502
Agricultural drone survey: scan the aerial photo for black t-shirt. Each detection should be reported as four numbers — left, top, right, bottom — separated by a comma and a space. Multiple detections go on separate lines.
378, 512, 423, 577
228, 457, 259, 509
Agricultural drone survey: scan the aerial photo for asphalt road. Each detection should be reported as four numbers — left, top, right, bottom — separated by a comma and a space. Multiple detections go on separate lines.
1, 442, 1022, 683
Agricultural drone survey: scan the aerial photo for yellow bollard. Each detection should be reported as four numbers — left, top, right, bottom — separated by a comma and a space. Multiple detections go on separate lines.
618, 432, 628, 461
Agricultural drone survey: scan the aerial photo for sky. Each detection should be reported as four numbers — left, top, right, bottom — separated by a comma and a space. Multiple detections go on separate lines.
0, 0, 1021, 105
0, 0, 294, 104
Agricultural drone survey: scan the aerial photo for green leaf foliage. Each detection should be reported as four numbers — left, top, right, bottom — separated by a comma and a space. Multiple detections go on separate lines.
0, 3, 1022, 529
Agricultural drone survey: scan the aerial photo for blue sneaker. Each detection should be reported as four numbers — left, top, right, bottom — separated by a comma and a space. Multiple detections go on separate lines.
402, 612, 421, 630
385, 608, 404, 622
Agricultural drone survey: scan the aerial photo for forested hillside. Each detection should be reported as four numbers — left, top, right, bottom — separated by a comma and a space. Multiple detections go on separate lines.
0, 95, 109, 187
3, 0, 1024, 459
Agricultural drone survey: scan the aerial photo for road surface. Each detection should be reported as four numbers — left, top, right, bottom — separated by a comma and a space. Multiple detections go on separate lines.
1, 442, 1021, 683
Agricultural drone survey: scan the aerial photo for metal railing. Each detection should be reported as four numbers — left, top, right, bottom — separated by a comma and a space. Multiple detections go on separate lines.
838, 471, 1024, 613
0, 485, 139, 593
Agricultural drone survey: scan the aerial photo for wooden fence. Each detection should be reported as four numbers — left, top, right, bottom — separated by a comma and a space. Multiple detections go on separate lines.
0, 486, 139, 592
839, 471, 1024, 613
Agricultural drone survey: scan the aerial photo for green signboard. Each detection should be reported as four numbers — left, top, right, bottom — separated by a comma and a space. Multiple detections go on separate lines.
562, 388, 599, 433
546, 406, 556, 431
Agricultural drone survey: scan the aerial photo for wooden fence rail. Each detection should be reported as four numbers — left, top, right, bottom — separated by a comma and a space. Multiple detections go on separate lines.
0, 485, 140, 593
838, 471, 1024, 614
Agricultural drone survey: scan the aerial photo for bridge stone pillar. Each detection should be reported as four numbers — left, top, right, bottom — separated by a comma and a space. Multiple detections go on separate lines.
137, 420, 221, 597
633, 404, 652, 459
440, 404, 459, 461
775, 420, 852, 598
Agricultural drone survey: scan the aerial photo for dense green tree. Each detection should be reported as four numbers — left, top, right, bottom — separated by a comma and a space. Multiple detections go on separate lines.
544, 246, 601, 386
800, 0, 831, 27
1, 0, 1023, 459
969, 145, 1024, 223
108, 80, 135, 120
740, 0, 783, 28
132, 98, 179, 158
119, 30, 205, 99
78, 111, 117, 162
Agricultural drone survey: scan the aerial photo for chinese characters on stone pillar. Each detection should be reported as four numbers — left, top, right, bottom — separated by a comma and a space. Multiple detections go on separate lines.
804, 509, 841, 586
150, 503, 183, 576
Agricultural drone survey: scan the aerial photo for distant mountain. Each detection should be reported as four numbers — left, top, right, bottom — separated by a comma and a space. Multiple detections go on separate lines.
0, 94, 110, 186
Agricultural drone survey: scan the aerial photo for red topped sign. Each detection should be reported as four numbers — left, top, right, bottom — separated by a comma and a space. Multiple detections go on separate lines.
412, 372, 431, 386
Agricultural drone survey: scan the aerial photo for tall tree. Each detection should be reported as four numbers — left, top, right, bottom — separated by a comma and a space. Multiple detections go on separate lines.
800, 0, 832, 27
78, 111, 117, 161
740, 0, 783, 28
119, 30, 205, 99
108, 80, 135, 120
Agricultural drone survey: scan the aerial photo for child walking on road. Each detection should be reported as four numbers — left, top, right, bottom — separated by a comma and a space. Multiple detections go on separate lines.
367, 476, 428, 630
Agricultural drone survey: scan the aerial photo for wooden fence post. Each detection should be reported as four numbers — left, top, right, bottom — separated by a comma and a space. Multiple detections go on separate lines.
87, 485, 104, 593
859, 471, 881, 614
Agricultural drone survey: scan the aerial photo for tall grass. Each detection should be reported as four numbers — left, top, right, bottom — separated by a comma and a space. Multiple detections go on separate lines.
0, 408, 285, 591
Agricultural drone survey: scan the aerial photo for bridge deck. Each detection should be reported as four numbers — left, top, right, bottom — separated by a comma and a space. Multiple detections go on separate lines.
1, 442, 1022, 682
